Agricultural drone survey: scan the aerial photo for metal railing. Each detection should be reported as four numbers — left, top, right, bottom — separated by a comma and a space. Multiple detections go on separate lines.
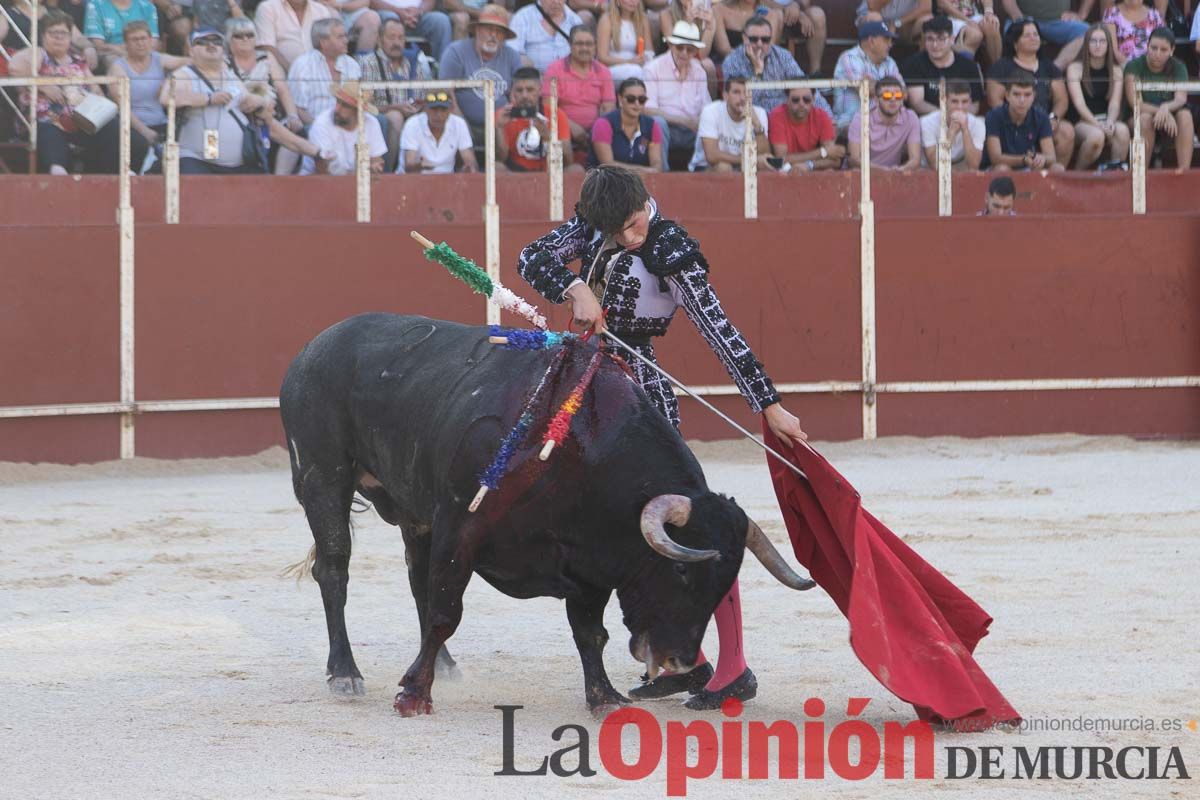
1129, 79, 1200, 214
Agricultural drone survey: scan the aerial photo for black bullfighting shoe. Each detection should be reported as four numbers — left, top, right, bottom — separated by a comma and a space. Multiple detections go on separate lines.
682, 667, 757, 710
629, 663, 715, 700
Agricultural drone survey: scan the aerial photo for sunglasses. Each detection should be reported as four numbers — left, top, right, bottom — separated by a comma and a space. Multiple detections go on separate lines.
879, 90, 904, 100
789, 95, 813, 104
231, 32, 255, 40
746, 35, 771, 44
622, 94, 648, 104
195, 38, 223, 47
425, 91, 450, 103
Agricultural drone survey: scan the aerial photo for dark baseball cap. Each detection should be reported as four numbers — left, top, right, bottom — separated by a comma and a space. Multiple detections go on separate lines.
858, 20, 897, 40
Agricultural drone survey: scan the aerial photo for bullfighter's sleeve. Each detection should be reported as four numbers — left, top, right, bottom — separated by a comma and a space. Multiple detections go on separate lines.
517, 213, 592, 304
671, 262, 781, 414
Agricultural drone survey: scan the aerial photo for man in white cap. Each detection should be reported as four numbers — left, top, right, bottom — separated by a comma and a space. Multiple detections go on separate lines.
302, 81, 387, 175
644, 19, 711, 168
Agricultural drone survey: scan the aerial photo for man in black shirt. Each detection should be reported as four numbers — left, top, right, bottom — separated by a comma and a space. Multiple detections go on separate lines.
901, 15, 984, 115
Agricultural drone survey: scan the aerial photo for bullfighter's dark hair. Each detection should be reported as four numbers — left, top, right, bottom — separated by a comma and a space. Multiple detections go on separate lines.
578, 165, 650, 236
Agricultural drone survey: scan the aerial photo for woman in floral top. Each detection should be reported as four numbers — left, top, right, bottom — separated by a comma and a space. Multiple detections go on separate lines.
1102, 0, 1164, 63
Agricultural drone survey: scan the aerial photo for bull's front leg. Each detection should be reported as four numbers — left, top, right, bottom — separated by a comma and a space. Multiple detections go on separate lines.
394, 513, 479, 717
566, 588, 630, 718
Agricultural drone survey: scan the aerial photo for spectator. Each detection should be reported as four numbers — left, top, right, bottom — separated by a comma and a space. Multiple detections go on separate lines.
688, 76, 775, 172
986, 18, 1075, 168
511, 0, 583, 72
301, 81, 387, 173
84, 0, 159, 65
919, 79, 984, 170
999, 0, 1088, 69
440, 4, 525, 145
329, 0, 380, 55
106, 20, 188, 169
11, 10, 130, 174
225, 16, 308, 173
983, 69, 1063, 171
980, 174, 1016, 214
1066, 23, 1129, 168
848, 75, 921, 170
1124, 26, 1191, 171
371, 0, 450, 59
590, 76, 665, 171
901, 15, 983, 116
644, 20, 709, 166
288, 18, 361, 126
3, 0, 97, 68
723, 15, 832, 118
940, 0, 999, 63
399, 89, 479, 172
855, 0, 932, 46
657, 0, 717, 93
357, 16, 432, 169
543, 25, 615, 160
158, 27, 272, 173
254, 0, 336, 70
714, 0, 783, 57
832, 20, 901, 133
443, 0, 486, 41
596, 0, 653, 84
772, 1, 826, 77
496, 65, 578, 170
768, 85, 844, 172
1102, 0, 1163, 63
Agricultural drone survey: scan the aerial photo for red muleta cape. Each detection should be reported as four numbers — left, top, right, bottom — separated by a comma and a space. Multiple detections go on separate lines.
762, 422, 1021, 730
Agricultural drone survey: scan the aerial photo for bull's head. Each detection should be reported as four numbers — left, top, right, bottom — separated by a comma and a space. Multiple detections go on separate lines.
619, 493, 814, 680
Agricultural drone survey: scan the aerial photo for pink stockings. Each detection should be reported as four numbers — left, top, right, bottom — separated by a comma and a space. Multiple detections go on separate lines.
693, 579, 748, 691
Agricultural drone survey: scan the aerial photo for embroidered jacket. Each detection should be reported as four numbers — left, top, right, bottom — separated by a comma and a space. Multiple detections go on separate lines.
517, 199, 780, 413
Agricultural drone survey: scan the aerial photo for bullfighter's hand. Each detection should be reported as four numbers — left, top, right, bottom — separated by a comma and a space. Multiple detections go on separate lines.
566, 283, 607, 336
764, 402, 808, 444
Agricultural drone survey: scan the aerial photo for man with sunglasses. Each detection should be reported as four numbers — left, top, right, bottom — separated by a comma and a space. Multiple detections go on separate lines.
722, 15, 832, 118
848, 75, 922, 170
768, 86, 843, 171
644, 20, 710, 168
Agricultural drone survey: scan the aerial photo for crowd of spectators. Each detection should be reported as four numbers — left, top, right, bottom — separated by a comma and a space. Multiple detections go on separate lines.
2, 0, 1199, 175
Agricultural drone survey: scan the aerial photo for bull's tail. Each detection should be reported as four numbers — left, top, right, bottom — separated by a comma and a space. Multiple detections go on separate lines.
280, 544, 317, 583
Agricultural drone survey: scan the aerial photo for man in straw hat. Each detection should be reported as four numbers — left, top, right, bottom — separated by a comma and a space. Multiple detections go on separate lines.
644, 20, 711, 168
301, 81, 387, 174
440, 3, 530, 150
517, 164, 807, 709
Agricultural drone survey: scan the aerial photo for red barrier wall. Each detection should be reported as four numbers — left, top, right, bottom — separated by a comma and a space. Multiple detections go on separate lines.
2, 175, 1198, 462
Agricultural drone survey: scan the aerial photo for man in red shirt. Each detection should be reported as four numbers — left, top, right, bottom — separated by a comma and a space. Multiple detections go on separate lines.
496, 65, 579, 171
767, 86, 844, 172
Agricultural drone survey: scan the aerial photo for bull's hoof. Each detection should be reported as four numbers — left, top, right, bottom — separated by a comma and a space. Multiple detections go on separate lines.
328, 676, 366, 697
589, 695, 631, 720
394, 689, 433, 717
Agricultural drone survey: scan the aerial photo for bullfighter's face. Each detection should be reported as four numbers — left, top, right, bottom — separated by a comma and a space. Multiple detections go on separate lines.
613, 202, 652, 250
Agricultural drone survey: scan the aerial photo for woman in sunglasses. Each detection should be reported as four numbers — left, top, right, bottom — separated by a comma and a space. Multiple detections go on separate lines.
590, 76, 663, 171
225, 17, 302, 135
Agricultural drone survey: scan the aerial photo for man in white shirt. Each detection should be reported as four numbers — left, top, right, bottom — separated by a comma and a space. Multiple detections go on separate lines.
689, 76, 776, 173
302, 82, 388, 174
398, 90, 479, 173
288, 18, 363, 124
919, 79, 984, 170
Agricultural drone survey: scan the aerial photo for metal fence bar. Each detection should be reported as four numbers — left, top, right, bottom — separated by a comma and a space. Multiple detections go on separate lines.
743, 83, 756, 219
356, 84, 370, 222
857, 79, 877, 440
117, 76, 135, 458
484, 79, 500, 326
548, 78, 563, 221
165, 75, 179, 223
937, 78, 952, 217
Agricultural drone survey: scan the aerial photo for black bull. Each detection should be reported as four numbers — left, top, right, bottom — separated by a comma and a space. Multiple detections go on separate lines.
280, 313, 813, 716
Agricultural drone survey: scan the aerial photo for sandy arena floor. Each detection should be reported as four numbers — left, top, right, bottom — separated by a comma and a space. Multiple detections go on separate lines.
1, 435, 1197, 799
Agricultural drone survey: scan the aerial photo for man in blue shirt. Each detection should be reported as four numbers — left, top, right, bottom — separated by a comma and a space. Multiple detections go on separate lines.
983, 70, 1061, 171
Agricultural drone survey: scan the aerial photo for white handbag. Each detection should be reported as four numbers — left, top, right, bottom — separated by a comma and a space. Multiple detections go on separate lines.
71, 92, 118, 135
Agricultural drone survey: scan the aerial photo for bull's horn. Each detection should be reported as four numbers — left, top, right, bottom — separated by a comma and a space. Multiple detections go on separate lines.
639, 495, 720, 562
746, 519, 816, 590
